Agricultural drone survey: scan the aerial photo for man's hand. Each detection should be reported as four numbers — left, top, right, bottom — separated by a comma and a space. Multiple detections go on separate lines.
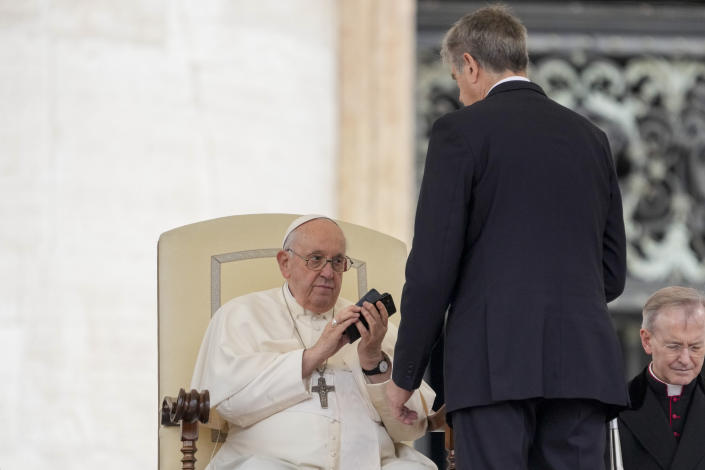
302, 305, 360, 378
386, 380, 417, 425
356, 300, 389, 369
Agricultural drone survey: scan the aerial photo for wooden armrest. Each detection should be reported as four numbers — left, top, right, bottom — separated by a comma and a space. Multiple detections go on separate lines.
426, 404, 456, 470
161, 389, 210, 470
427, 403, 447, 431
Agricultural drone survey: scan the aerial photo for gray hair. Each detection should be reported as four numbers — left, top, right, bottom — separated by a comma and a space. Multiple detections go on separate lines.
440, 4, 528, 74
642, 286, 705, 331
282, 230, 298, 251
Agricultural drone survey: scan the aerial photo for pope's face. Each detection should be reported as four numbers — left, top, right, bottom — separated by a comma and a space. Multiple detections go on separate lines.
278, 219, 345, 314
641, 305, 705, 385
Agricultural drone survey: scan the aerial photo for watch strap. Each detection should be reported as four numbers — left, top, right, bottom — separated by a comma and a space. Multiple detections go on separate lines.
362, 352, 390, 376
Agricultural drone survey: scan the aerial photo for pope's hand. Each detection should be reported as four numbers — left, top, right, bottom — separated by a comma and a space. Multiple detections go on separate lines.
386, 380, 416, 425
302, 305, 360, 378
356, 300, 389, 369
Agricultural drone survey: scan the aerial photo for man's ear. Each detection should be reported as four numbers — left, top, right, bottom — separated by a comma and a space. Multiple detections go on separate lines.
462, 52, 480, 82
640, 328, 653, 355
276, 250, 291, 279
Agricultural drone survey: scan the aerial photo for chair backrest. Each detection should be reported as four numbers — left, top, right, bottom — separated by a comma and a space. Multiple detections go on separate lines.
158, 213, 408, 470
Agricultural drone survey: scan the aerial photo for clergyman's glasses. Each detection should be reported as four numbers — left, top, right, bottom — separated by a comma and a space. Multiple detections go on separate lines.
286, 249, 353, 272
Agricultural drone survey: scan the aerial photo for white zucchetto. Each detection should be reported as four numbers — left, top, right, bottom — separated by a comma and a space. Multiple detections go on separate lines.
281, 214, 338, 248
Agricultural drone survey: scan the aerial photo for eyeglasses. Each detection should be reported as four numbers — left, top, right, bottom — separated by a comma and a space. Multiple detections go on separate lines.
286, 249, 353, 272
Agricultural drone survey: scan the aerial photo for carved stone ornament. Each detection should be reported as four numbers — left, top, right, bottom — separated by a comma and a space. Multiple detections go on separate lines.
416, 3, 705, 308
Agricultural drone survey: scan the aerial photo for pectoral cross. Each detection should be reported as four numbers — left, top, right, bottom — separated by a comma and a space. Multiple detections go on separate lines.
312, 375, 335, 408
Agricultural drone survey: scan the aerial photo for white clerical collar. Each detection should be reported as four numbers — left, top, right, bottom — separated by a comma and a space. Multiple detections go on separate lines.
283, 282, 333, 320
649, 362, 683, 396
486, 75, 530, 96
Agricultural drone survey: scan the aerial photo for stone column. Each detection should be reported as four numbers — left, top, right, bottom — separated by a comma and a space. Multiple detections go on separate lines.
338, 0, 416, 246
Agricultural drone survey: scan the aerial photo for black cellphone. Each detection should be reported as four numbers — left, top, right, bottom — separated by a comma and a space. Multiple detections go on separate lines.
344, 288, 397, 343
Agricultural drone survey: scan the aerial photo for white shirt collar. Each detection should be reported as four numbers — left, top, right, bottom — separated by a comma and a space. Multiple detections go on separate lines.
648, 362, 683, 396
487, 75, 530, 96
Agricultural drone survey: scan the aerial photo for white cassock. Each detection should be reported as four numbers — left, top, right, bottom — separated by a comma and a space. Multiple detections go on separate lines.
191, 285, 437, 470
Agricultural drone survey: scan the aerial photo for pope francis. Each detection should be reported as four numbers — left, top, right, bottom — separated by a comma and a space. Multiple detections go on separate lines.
191, 215, 437, 470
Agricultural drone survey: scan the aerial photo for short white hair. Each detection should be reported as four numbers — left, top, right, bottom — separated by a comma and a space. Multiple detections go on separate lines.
642, 286, 705, 331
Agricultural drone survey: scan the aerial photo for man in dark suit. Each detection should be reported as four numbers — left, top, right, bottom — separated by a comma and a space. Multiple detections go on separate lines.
615, 286, 705, 470
385, 5, 628, 470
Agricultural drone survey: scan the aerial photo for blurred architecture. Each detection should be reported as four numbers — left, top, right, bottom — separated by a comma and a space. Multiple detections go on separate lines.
3, 1, 704, 468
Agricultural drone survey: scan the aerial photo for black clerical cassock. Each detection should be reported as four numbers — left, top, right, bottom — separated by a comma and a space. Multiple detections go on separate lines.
615, 365, 705, 470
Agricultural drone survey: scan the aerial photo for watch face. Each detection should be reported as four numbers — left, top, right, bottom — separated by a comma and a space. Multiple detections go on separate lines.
379, 360, 389, 373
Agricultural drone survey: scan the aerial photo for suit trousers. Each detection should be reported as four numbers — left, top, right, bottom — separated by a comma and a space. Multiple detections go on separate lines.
452, 398, 607, 470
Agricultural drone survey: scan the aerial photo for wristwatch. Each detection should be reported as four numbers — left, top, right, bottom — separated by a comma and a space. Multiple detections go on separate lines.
362, 352, 390, 376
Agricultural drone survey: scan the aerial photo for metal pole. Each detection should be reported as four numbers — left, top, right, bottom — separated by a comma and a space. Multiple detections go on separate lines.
608, 418, 625, 470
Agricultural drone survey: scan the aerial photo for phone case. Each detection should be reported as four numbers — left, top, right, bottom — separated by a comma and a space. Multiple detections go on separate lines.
344, 288, 396, 343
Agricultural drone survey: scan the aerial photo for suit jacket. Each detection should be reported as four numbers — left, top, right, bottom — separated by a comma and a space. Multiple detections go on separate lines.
392, 80, 628, 413
617, 368, 705, 470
